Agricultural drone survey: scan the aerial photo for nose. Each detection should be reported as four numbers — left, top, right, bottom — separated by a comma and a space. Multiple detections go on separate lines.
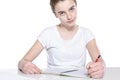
66, 12, 72, 20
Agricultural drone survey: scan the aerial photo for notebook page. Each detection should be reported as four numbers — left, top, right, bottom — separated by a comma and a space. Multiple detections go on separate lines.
60, 69, 87, 78
42, 68, 78, 75
42, 68, 88, 78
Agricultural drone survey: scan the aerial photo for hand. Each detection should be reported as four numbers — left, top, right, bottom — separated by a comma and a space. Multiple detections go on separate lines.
19, 60, 42, 74
86, 61, 105, 79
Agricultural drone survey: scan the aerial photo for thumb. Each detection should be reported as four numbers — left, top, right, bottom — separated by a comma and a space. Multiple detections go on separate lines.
86, 62, 93, 69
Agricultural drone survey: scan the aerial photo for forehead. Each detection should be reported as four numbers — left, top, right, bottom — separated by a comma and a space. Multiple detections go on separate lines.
54, 0, 75, 12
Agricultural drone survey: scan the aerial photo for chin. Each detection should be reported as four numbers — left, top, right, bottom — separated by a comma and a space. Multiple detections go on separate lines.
68, 23, 76, 27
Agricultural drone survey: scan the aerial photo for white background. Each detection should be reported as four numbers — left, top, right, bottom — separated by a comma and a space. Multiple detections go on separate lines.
0, 0, 120, 70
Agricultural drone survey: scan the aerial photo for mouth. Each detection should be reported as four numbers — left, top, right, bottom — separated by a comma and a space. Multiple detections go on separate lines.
67, 19, 74, 23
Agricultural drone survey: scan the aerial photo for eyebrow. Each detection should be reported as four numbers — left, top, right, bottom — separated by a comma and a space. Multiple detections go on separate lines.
69, 5, 76, 10
57, 5, 76, 14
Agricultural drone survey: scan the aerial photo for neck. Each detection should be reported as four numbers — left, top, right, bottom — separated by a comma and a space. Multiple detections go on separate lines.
59, 24, 77, 31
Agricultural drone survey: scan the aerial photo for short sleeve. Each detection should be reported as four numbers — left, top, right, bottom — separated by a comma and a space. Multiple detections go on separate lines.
85, 28, 95, 44
37, 28, 50, 48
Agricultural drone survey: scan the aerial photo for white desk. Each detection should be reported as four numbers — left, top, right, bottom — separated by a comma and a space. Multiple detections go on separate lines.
0, 67, 120, 80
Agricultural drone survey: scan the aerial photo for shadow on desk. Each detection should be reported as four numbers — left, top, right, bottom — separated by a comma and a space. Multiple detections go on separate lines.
0, 67, 120, 80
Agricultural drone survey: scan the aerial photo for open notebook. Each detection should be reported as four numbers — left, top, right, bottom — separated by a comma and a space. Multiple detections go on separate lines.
42, 67, 88, 78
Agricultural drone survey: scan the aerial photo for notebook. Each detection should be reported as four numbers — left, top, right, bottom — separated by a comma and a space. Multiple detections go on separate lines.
42, 67, 88, 78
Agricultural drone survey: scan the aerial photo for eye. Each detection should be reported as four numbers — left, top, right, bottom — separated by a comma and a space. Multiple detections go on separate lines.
70, 7, 74, 10
59, 11, 65, 16
69, 6, 76, 12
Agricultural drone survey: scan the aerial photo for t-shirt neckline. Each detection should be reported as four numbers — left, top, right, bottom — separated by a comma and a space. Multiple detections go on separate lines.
54, 25, 80, 42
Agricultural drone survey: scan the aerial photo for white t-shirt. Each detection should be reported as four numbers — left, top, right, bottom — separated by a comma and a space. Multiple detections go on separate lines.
37, 25, 94, 69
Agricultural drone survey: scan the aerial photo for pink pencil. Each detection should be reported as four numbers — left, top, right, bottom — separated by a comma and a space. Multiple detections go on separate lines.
95, 55, 101, 62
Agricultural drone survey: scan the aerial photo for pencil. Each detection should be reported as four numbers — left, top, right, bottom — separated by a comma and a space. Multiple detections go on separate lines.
95, 55, 101, 62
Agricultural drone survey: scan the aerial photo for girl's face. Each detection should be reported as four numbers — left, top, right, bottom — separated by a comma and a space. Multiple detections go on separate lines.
54, 0, 77, 27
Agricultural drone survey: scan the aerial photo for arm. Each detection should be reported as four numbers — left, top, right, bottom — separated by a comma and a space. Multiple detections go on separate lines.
18, 40, 44, 74
86, 39, 105, 79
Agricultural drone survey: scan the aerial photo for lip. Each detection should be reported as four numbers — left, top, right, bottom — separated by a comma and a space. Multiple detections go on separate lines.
67, 19, 74, 23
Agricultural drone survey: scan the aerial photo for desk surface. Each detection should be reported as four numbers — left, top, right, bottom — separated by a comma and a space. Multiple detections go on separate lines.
0, 67, 120, 80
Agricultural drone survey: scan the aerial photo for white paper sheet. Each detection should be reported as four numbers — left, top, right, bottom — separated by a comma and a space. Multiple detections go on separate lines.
42, 67, 88, 78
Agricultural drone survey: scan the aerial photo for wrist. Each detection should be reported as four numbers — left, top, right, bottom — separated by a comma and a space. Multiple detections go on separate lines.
18, 59, 27, 71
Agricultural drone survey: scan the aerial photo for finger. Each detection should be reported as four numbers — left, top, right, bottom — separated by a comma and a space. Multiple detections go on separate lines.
24, 68, 34, 74
34, 66, 41, 73
88, 66, 99, 74
89, 70, 104, 78
31, 64, 41, 74
89, 62, 99, 68
91, 73, 103, 79
88, 62, 102, 72
91, 61, 105, 68
92, 63, 104, 71
31, 67, 41, 74
26, 66, 40, 74
89, 65, 103, 75
90, 70, 102, 76
23, 63, 36, 74
86, 62, 93, 69
22, 62, 41, 74
92, 75, 98, 79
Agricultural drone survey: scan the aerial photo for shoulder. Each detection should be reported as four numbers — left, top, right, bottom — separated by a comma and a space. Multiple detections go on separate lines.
79, 26, 92, 32
42, 25, 56, 32
40, 25, 56, 34
79, 26, 93, 35
37, 25, 56, 44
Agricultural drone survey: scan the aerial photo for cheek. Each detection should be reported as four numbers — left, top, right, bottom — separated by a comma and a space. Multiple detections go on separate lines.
73, 11, 77, 18
59, 17, 66, 22
56, 16, 65, 22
